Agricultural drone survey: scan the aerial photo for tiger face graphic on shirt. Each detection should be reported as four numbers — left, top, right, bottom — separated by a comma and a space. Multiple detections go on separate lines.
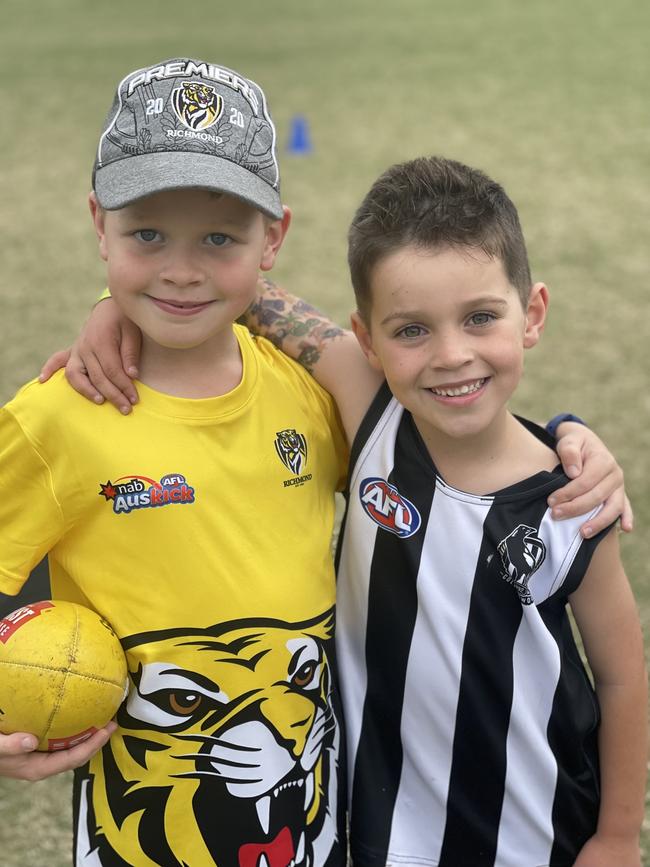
75, 611, 341, 867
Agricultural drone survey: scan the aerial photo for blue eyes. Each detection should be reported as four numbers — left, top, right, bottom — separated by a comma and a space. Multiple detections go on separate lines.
396, 312, 496, 339
134, 231, 230, 247
206, 233, 229, 247
468, 312, 495, 326
135, 229, 160, 243
398, 325, 426, 339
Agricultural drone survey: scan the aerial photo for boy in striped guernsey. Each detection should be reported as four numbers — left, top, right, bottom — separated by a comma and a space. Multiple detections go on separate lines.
332, 156, 646, 867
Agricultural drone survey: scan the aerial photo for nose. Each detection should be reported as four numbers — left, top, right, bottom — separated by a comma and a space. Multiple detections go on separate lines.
159, 246, 204, 288
430, 329, 474, 370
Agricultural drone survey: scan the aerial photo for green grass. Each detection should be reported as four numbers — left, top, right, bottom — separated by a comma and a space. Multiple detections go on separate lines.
1, 0, 649, 861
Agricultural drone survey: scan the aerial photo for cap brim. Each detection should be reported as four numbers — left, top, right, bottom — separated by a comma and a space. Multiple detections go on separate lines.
94, 151, 283, 220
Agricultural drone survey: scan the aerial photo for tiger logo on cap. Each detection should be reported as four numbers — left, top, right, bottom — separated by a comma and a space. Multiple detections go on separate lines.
172, 81, 223, 131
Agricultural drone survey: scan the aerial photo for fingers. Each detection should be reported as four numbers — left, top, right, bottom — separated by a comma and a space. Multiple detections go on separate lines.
0, 722, 116, 781
620, 495, 634, 533
548, 472, 619, 516
38, 349, 72, 384
580, 494, 621, 538
0, 731, 39, 757
65, 348, 107, 405
56, 296, 141, 412
84, 347, 138, 414
549, 464, 619, 507
554, 434, 583, 479
66, 343, 138, 414
548, 472, 628, 538
120, 320, 142, 382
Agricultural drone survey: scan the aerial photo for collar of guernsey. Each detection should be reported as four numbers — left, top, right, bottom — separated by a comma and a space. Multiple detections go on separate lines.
131, 325, 260, 422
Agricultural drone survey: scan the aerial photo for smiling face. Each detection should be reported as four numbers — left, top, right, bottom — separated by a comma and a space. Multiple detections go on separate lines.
90, 189, 287, 357
352, 244, 548, 447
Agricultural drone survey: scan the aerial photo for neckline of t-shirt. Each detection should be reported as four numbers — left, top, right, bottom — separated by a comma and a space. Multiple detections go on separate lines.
132, 325, 259, 422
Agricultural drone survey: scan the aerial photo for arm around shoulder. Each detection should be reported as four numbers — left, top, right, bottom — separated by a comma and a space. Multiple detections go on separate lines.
550, 421, 632, 536
244, 277, 383, 444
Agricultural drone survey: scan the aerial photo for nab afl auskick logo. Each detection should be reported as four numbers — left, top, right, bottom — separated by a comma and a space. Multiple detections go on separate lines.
359, 477, 421, 538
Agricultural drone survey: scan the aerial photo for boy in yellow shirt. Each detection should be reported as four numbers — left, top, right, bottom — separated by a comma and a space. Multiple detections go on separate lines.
0, 57, 349, 867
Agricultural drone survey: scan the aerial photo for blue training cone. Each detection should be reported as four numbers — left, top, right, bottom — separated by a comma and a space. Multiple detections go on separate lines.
287, 114, 312, 155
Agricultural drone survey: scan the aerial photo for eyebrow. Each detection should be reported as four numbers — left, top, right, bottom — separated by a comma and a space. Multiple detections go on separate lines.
118, 208, 254, 231
379, 296, 510, 326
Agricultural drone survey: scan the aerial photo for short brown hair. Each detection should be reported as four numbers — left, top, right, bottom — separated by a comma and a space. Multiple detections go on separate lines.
348, 156, 532, 320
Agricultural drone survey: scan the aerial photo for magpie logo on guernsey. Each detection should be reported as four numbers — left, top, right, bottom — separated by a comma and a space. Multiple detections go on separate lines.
275, 428, 313, 488
497, 524, 546, 605
359, 477, 421, 538
99, 473, 195, 515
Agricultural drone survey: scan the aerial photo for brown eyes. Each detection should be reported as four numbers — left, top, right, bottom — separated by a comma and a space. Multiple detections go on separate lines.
292, 661, 317, 688
167, 692, 203, 715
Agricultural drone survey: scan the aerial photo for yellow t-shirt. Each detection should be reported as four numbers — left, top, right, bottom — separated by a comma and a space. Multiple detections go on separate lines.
0, 325, 349, 866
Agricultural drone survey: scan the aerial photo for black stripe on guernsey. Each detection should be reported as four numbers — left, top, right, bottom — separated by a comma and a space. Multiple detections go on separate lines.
346, 381, 393, 496
437, 489, 553, 866
335, 380, 392, 574
350, 412, 436, 862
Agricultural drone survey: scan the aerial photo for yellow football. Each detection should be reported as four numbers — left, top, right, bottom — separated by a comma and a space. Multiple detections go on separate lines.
0, 600, 128, 751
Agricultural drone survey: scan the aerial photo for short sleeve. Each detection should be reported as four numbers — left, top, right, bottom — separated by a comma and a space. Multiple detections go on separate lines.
0, 407, 65, 594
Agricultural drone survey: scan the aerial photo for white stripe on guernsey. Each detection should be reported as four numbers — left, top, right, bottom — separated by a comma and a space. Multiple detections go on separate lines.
529, 506, 599, 604
336, 398, 404, 799
336, 521, 374, 795
494, 607, 561, 866
387, 485, 493, 863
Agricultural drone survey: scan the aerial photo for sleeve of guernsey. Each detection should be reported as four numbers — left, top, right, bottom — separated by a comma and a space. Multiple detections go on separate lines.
0, 406, 65, 594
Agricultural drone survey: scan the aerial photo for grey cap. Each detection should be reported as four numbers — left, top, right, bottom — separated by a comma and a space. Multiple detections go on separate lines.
93, 58, 282, 219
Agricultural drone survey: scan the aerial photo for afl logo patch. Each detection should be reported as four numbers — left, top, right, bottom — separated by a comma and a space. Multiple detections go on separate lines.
359, 477, 421, 538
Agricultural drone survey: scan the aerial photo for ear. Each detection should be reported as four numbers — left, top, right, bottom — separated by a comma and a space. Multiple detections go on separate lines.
259, 206, 292, 271
350, 310, 384, 372
88, 192, 108, 261
523, 282, 549, 349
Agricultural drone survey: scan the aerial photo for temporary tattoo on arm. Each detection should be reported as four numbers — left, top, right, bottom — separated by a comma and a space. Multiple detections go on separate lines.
242, 277, 345, 374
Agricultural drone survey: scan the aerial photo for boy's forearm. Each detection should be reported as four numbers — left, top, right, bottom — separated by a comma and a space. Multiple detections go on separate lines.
594, 672, 648, 840
242, 277, 346, 374
243, 278, 383, 445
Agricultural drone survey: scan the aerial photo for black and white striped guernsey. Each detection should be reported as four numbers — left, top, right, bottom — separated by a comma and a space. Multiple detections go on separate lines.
335, 383, 608, 867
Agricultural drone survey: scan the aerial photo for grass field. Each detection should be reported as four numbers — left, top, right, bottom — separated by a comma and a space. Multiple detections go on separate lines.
1, 0, 649, 862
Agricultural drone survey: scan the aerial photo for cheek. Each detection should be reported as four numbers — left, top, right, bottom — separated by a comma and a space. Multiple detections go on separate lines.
218, 259, 260, 299
492, 337, 525, 379
377, 345, 424, 387
108, 251, 154, 289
